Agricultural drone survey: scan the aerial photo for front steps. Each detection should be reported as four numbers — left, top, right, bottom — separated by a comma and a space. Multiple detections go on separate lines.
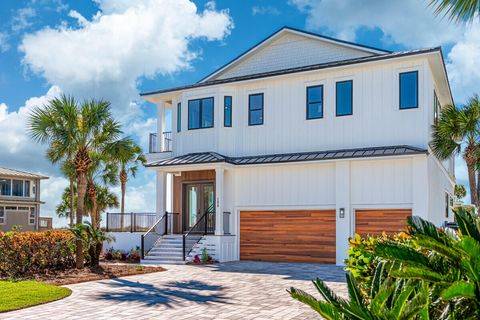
141, 234, 202, 265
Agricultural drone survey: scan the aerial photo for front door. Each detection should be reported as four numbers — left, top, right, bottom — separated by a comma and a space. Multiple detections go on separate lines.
184, 183, 215, 232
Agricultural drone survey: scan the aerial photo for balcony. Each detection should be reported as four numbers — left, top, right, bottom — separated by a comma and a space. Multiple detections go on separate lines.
149, 132, 172, 153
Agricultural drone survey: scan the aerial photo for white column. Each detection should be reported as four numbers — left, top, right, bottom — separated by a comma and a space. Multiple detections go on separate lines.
215, 167, 225, 235
157, 101, 165, 152
335, 161, 351, 265
412, 156, 429, 220
156, 171, 167, 219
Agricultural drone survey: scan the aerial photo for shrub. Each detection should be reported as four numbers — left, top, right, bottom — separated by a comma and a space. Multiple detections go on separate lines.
127, 248, 141, 263
0, 231, 75, 278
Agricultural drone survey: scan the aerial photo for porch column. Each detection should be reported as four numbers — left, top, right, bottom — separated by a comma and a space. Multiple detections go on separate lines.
157, 100, 165, 152
215, 168, 224, 235
156, 171, 167, 220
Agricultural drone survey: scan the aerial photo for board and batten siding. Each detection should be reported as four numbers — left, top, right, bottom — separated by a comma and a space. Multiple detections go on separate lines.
172, 55, 431, 158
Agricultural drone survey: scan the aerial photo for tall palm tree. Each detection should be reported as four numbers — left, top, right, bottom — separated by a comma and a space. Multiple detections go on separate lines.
56, 184, 77, 220
431, 96, 480, 206
109, 138, 146, 228
430, 0, 480, 22
28, 95, 122, 268
61, 160, 76, 228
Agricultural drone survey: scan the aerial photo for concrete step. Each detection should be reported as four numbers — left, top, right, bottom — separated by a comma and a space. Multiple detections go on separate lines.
141, 259, 185, 265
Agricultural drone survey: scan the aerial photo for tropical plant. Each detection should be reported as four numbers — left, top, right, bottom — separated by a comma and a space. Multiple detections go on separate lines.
290, 208, 480, 319
430, 0, 480, 22
454, 184, 467, 203
289, 263, 429, 319
55, 184, 78, 221
108, 138, 145, 228
86, 185, 119, 228
61, 160, 76, 228
431, 97, 480, 207
29, 95, 122, 268
70, 222, 114, 267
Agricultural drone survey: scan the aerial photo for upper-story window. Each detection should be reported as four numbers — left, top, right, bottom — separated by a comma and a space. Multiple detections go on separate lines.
177, 102, 181, 132
12, 180, 24, 197
434, 91, 440, 124
306, 85, 324, 120
399, 71, 418, 109
224, 96, 232, 127
188, 97, 214, 130
336, 80, 353, 116
0, 179, 10, 196
249, 93, 264, 126
25, 180, 30, 197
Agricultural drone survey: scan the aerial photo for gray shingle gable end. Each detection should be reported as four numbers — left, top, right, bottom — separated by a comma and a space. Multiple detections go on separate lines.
146, 145, 428, 167
196, 26, 391, 83
140, 47, 441, 97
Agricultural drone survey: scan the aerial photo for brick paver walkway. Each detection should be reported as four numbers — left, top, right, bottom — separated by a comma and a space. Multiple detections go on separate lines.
3, 261, 347, 320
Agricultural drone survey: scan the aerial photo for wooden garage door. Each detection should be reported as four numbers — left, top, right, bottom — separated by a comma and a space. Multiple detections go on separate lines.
355, 209, 412, 237
240, 210, 336, 263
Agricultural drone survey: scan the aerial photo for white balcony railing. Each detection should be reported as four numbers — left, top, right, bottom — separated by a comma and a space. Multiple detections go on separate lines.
149, 132, 172, 153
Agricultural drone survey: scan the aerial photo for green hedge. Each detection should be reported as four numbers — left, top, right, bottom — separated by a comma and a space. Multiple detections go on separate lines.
0, 231, 75, 278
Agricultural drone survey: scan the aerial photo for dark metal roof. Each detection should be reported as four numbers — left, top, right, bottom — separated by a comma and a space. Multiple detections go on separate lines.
140, 47, 440, 97
146, 145, 427, 168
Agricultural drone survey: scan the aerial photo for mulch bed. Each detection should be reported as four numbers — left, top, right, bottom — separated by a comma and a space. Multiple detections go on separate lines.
33, 262, 165, 286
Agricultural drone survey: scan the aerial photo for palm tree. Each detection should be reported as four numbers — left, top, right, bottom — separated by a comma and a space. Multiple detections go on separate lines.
61, 160, 76, 228
56, 184, 77, 220
431, 96, 480, 206
430, 0, 480, 22
109, 138, 146, 228
28, 95, 122, 268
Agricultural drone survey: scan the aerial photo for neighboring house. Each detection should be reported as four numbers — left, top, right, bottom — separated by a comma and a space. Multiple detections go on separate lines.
0, 167, 49, 232
140, 27, 455, 265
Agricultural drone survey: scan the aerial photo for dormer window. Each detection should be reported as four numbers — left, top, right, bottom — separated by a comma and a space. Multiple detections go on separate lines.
188, 97, 214, 130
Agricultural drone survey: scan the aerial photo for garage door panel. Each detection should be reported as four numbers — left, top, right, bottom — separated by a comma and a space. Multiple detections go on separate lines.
355, 209, 411, 237
240, 210, 336, 263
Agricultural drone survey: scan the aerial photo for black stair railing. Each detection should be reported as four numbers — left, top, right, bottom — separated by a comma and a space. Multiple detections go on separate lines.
182, 204, 215, 260
141, 212, 177, 259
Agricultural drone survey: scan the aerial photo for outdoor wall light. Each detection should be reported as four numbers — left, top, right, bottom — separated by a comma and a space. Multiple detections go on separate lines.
339, 208, 345, 218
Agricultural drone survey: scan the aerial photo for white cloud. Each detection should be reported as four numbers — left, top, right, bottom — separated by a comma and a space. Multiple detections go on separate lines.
289, 0, 463, 47
12, 7, 37, 32
20, 0, 232, 118
446, 21, 480, 104
0, 32, 9, 52
252, 5, 280, 16
40, 175, 69, 227
0, 86, 62, 170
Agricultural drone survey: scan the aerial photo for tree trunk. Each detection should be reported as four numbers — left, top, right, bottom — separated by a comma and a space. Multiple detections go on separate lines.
120, 169, 127, 230
464, 146, 479, 207
76, 171, 87, 269
69, 176, 74, 228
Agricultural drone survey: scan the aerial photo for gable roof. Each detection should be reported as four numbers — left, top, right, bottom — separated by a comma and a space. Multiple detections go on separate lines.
146, 145, 427, 168
140, 47, 442, 96
0, 167, 49, 180
198, 26, 391, 83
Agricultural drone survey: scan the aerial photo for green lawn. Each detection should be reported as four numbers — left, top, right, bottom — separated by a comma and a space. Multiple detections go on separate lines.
0, 281, 72, 313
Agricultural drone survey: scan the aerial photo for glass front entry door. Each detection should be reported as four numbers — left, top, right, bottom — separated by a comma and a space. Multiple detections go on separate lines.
184, 183, 215, 231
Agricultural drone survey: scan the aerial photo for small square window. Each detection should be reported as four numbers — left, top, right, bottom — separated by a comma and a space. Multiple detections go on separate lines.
400, 71, 418, 109
336, 80, 353, 116
306, 85, 323, 120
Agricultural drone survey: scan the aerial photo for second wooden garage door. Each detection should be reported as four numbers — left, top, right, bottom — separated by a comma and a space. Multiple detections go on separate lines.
240, 210, 336, 263
355, 209, 412, 237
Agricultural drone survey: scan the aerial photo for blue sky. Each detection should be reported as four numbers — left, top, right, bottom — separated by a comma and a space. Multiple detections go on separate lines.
0, 0, 477, 226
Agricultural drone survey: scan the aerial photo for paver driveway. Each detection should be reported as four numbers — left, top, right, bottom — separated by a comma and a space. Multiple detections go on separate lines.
3, 261, 347, 320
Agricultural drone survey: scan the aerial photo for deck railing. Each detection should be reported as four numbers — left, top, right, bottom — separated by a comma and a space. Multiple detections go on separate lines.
106, 212, 157, 232
149, 131, 172, 153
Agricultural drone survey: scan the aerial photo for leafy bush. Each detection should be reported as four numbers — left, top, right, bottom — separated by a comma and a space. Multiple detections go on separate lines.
290, 208, 480, 319
71, 222, 113, 267
345, 232, 412, 292
103, 247, 139, 263
0, 231, 75, 278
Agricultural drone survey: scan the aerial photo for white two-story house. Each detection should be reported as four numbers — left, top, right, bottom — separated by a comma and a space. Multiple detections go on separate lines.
140, 27, 455, 265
